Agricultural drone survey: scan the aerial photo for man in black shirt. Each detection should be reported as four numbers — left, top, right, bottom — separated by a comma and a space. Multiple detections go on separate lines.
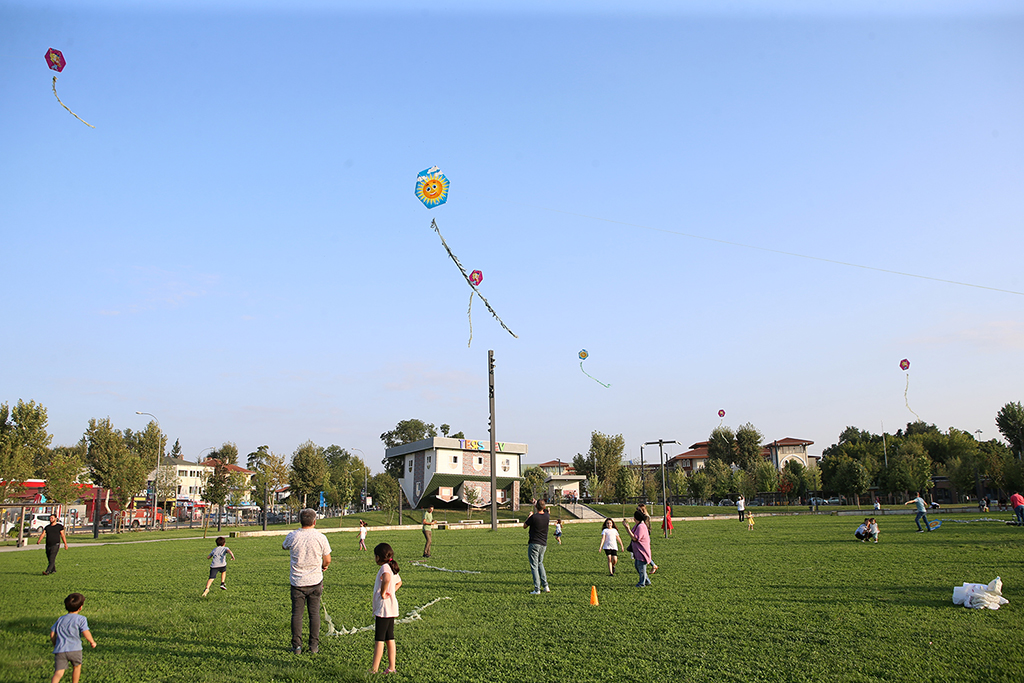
523, 500, 550, 594
37, 514, 68, 575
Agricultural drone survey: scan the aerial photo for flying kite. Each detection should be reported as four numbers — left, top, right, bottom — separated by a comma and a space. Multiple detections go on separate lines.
579, 349, 610, 388
45, 48, 94, 128
415, 167, 517, 346
718, 409, 725, 425
900, 358, 920, 420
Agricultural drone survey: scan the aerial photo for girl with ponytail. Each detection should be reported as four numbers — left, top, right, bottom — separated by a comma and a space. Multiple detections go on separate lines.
370, 542, 402, 673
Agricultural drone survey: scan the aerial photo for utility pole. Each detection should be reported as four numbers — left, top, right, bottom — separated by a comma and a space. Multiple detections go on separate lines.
644, 440, 680, 538
489, 350, 498, 531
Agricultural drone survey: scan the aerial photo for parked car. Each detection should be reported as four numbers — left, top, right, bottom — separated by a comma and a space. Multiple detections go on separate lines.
25, 513, 53, 532
826, 497, 841, 505
717, 498, 735, 506
810, 497, 826, 506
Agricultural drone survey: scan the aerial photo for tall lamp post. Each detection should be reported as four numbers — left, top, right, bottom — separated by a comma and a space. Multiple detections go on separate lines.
135, 411, 162, 529
351, 448, 367, 514
644, 440, 681, 538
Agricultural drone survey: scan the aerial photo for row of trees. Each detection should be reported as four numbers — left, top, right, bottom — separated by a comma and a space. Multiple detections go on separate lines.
819, 402, 1024, 503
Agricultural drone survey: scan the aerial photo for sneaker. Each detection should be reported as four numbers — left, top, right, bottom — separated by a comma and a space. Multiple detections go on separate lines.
220, 584, 227, 590
292, 646, 301, 655
529, 589, 542, 595
544, 586, 550, 593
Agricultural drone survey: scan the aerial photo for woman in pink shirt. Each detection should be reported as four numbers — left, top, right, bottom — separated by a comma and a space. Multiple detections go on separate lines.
624, 509, 653, 587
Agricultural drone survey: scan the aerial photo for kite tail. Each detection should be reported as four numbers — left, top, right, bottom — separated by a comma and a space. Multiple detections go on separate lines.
431, 219, 518, 340
580, 361, 611, 388
52, 76, 95, 128
904, 374, 920, 420
322, 597, 339, 636
467, 291, 474, 347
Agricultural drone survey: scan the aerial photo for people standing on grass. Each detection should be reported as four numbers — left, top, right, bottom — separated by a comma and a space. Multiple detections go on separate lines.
282, 508, 332, 654
358, 520, 368, 551
50, 593, 96, 683
421, 506, 435, 558
37, 514, 68, 576
634, 504, 659, 574
662, 505, 673, 537
1010, 491, 1024, 526
202, 536, 235, 596
369, 543, 402, 675
624, 509, 653, 587
904, 492, 932, 532
523, 500, 550, 594
737, 495, 746, 522
599, 518, 623, 575
867, 518, 879, 543
554, 519, 563, 545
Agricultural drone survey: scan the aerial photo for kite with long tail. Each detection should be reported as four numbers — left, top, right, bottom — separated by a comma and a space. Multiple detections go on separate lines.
900, 358, 920, 420
45, 48, 94, 128
415, 166, 517, 346
579, 349, 610, 388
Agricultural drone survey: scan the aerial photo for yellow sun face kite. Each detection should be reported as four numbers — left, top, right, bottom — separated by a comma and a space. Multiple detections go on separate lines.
415, 167, 449, 208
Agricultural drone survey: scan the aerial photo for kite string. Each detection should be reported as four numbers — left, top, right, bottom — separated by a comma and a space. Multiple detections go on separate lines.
904, 374, 920, 420
51, 76, 95, 128
324, 596, 452, 636
459, 191, 1024, 297
579, 361, 611, 388
411, 560, 482, 574
430, 219, 518, 340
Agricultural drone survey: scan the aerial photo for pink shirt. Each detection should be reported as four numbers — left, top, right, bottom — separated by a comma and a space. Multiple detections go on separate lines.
373, 564, 401, 618
630, 521, 652, 563
1010, 493, 1024, 509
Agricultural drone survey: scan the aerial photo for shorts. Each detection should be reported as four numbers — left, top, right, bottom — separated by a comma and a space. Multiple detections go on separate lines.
54, 650, 83, 671
603, 549, 618, 556
374, 616, 395, 642
209, 566, 227, 579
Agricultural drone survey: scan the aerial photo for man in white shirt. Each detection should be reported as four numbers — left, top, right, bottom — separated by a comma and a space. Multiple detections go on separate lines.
283, 509, 332, 654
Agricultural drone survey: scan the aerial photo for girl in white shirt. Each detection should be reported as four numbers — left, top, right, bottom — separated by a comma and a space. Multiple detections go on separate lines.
370, 543, 402, 674
599, 518, 623, 576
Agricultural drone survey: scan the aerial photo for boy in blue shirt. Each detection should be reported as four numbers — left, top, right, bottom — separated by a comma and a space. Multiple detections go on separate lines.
50, 592, 97, 683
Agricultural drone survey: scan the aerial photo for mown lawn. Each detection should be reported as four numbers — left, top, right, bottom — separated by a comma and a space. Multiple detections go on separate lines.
1, 513, 1021, 682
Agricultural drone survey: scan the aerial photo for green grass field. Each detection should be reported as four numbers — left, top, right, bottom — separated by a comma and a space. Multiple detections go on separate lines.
1, 513, 1021, 682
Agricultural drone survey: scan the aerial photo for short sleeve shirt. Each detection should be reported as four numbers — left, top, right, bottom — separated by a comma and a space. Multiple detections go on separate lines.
373, 563, 401, 618
913, 497, 926, 512
525, 511, 549, 546
51, 613, 89, 654
600, 527, 620, 550
422, 512, 433, 531
283, 528, 332, 587
209, 546, 230, 568
44, 523, 64, 547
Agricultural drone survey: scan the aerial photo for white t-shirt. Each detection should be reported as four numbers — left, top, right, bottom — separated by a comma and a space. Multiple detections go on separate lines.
373, 563, 402, 618
737, 498, 746, 511
600, 527, 620, 550
283, 528, 332, 587
359, 526, 367, 540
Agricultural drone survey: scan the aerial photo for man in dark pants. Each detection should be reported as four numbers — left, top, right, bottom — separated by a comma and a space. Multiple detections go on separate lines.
282, 509, 332, 654
37, 514, 68, 575
523, 499, 550, 594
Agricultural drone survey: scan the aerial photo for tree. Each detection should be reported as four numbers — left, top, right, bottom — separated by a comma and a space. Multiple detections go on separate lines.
370, 473, 400, 524
85, 418, 149, 533
780, 460, 809, 502
668, 468, 688, 500
586, 473, 600, 502
753, 459, 779, 494
247, 446, 289, 514
1, 400, 52, 501
616, 467, 641, 504
706, 426, 737, 465
521, 466, 547, 503
734, 469, 756, 500
834, 458, 871, 506
202, 460, 231, 532
154, 458, 177, 514
169, 438, 182, 459
42, 444, 86, 512
210, 442, 239, 466
572, 452, 594, 480
463, 484, 481, 520
705, 459, 733, 497
687, 468, 713, 503
322, 445, 367, 509
380, 419, 438, 477
735, 423, 765, 471
587, 432, 624, 484
290, 441, 327, 508
996, 402, 1024, 460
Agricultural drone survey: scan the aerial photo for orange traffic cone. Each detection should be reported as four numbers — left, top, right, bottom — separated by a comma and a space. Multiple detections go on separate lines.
590, 585, 599, 606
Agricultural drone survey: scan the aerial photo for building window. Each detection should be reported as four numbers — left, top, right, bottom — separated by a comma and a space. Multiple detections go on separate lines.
426, 456, 432, 467
409, 460, 414, 473
439, 486, 452, 499
416, 482, 422, 497
452, 455, 458, 464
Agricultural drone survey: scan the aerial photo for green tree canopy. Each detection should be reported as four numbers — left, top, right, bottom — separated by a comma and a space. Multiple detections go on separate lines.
1, 400, 52, 497
289, 440, 327, 506
85, 418, 149, 531
209, 442, 239, 466
247, 446, 289, 511
370, 473, 400, 524
996, 401, 1024, 459
521, 466, 547, 503
42, 443, 86, 508
706, 426, 736, 465
735, 423, 765, 471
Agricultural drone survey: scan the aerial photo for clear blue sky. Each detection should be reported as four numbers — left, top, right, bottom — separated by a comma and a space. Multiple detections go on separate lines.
2, 0, 1022, 471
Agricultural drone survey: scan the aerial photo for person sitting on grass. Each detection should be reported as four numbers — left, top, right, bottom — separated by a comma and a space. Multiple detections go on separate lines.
855, 518, 871, 542
50, 592, 97, 683
202, 536, 235, 597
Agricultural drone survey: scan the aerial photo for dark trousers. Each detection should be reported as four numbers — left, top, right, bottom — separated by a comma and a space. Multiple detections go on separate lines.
45, 545, 60, 573
423, 528, 432, 556
290, 582, 323, 649
738, 510, 745, 521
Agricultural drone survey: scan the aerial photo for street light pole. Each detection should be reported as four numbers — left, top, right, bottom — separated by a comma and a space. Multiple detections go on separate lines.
135, 411, 161, 530
644, 440, 681, 538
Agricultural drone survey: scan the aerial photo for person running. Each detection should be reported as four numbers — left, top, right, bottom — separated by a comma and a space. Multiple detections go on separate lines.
50, 593, 97, 683
37, 514, 68, 576
523, 500, 550, 594
599, 518, 623, 575
202, 536, 235, 596
358, 520, 368, 551
904, 493, 932, 532
554, 519, 563, 545
369, 542, 402, 675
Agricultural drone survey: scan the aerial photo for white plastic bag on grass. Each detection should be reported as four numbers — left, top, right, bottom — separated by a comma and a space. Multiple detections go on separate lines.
952, 576, 1008, 610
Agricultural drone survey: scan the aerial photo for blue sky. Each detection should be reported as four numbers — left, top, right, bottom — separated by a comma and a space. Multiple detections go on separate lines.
2, 0, 1022, 471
